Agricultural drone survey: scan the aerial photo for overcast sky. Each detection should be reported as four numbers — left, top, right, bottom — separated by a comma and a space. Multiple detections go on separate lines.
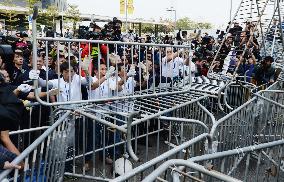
67, 0, 242, 28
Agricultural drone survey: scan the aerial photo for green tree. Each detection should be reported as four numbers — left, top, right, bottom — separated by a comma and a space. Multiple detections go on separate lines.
65, 4, 81, 32
176, 17, 213, 30
141, 23, 155, 34
197, 22, 212, 29
0, 0, 18, 34
26, 0, 40, 13
176, 17, 195, 30
37, 5, 59, 29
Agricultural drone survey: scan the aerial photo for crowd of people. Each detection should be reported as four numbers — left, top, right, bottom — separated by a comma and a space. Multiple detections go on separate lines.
0, 17, 281, 172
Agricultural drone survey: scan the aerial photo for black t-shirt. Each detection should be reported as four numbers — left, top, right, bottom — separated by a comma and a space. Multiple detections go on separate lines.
6, 65, 26, 87
0, 83, 24, 131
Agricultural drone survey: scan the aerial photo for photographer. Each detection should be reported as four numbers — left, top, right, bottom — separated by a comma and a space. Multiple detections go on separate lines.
111, 18, 123, 41
228, 22, 243, 46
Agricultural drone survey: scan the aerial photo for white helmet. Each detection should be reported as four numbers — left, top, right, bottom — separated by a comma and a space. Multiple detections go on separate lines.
114, 158, 133, 176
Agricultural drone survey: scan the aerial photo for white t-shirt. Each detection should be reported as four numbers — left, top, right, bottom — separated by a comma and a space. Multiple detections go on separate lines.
89, 76, 121, 99
119, 77, 136, 96
114, 77, 136, 112
49, 74, 83, 102
89, 76, 121, 119
162, 57, 184, 78
181, 61, 196, 77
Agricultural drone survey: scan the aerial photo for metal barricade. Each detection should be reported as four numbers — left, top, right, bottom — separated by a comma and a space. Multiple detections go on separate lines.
266, 80, 284, 91
61, 92, 221, 180
221, 80, 255, 111
32, 38, 194, 106
0, 111, 72, 182
111, 133, 211, 182
29, 6, 225, 181
143, 139, 284, 182
20, 4, 284, 182
31, 8, 194, 107
126, 81, 284, 181
9, 103, 52, 153
209, 98, 264, 152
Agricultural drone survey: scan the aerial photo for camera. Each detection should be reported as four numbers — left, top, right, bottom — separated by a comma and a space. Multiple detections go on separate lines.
78, 18, 123, 41
78, 26, 90, 39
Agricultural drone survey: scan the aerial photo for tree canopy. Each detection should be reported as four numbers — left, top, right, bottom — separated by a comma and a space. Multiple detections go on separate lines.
136, 17, 213, 34
0, 0, 18, 33
176, 17, 213, 30
65, 4, 81, 31
37, 5, 59, 29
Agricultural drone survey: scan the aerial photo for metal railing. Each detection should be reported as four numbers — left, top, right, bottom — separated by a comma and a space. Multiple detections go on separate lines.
0, 111, 72, 182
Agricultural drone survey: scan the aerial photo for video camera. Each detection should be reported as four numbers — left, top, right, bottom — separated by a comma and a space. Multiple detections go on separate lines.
78, 24, 102, 40
78, 18, 122, 41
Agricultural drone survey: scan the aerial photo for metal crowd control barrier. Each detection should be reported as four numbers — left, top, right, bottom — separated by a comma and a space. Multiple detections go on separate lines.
61, 92, 223, 180
0, 111, 72, 182
32, 38, 194, 106
10, 4, 281, 182
143, 159, 242, 182
31, 8, 194, 107
112, 79, 284, 181
111, 133, 211, 182
5, 103, 52, 161
210, 91, 284, 153
143, 140, 284, 182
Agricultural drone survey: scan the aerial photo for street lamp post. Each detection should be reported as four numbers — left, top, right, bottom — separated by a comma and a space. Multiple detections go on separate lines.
230, 0, 233, 21
167, 7, 177, 31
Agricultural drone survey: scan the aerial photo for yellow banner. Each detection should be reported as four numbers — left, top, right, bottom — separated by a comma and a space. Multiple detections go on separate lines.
120, 0, 134, 15
127, 0, 134, 15
120, 0, 125, 15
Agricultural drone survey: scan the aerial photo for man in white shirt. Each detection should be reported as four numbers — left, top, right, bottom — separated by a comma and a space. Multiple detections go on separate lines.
87, 62, 136, 165
89, 63, 116, 100
89, 62, 136, 125
161, 48, 188, 86
115, 63, 136, 112
30, 61, 91, 102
